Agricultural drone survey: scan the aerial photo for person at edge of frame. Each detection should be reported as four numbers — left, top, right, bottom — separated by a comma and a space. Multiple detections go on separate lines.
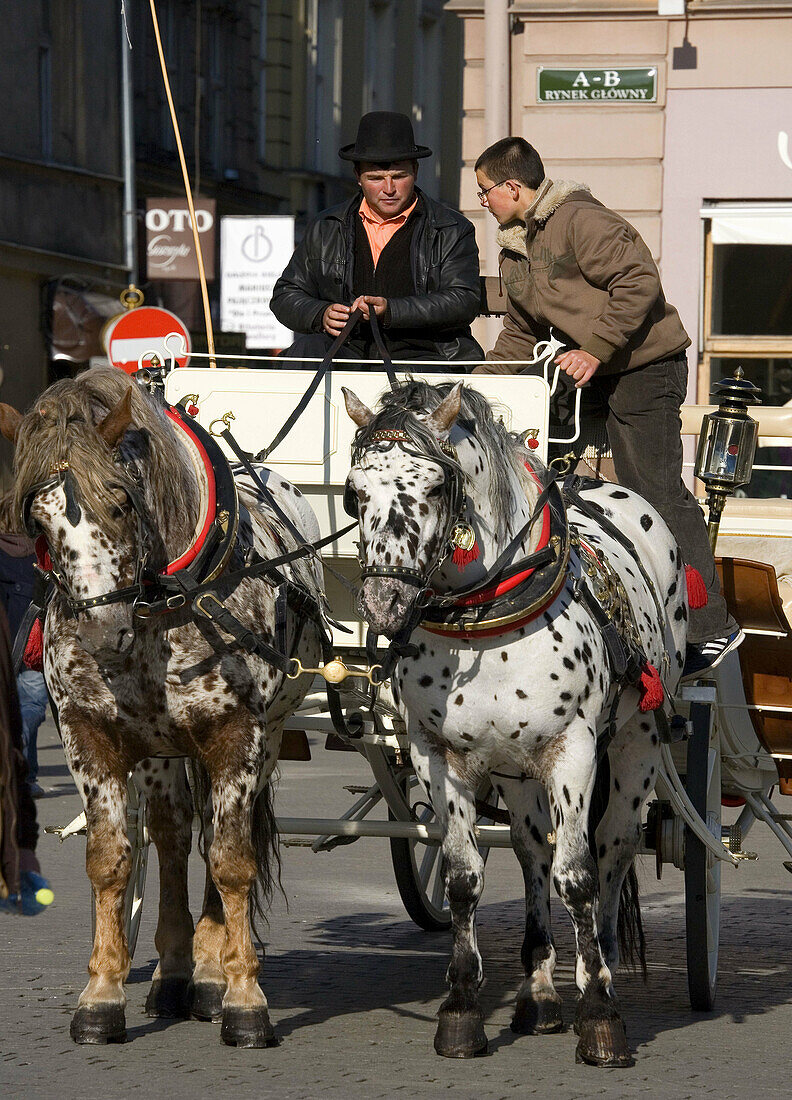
270, 111, 484, 370
471, 135, 741, 680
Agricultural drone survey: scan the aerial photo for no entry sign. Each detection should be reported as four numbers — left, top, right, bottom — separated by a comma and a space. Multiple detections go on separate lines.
104, 307, 191, 374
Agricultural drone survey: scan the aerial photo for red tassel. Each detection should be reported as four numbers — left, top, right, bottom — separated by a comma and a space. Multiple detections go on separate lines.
452, 541, 480, 572
23, 618, 44, 672
638, 661, 664, 712
685, 564, 708, 609
35, 535, 51, 572
187, 403, 199, 417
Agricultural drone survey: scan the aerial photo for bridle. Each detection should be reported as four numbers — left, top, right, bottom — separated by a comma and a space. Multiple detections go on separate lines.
345, 427, 467, 592
22, 461, 155, 618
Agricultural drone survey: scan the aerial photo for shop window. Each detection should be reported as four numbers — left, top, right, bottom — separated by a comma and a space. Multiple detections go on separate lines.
701, 205, 792, 499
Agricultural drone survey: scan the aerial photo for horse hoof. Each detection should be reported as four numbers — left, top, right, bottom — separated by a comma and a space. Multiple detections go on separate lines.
434, 1013, 488, 1059
70, 1004, 127, 1045
220, 1007, 278, 1049
511, 996, 563, 1035
190, 981, 225, 1022
575, 1019, 633, 1067
145, 977, 191, 1019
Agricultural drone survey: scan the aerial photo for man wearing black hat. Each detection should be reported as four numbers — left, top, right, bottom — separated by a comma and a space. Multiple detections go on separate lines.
271, 112, 483, 365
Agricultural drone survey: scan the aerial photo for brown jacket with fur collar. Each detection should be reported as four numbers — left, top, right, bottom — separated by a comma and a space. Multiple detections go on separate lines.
475, 180, 690, 376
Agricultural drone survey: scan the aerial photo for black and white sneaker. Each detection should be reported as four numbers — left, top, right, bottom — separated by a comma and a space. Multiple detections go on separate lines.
682, 629, 745, 679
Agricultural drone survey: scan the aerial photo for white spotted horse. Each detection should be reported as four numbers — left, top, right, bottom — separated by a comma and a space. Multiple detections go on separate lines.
343, 380, 696, 1066
0, 367, 328, 1048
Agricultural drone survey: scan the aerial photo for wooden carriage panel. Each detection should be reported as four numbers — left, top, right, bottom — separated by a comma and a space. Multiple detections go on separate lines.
717, 557, 792, 787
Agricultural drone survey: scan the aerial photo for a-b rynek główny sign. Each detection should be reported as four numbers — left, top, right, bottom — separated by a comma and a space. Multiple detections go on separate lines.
145, 198, 216, 280
537, 68, 657, 104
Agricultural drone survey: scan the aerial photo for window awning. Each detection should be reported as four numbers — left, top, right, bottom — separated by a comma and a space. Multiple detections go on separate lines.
701, 204, 792, 246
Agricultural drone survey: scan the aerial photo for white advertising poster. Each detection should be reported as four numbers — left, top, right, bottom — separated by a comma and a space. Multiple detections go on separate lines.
220, 216, 295, 348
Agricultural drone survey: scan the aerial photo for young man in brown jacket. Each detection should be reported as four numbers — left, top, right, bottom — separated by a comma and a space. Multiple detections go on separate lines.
474, 137, 740, 676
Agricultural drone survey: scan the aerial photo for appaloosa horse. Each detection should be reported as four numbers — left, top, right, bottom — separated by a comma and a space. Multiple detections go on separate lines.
0, 367, 324, 1048
343, 380, 689, 1066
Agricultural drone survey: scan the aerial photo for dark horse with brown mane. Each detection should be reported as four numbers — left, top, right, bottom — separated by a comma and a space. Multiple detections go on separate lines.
0, 367, 324, 1048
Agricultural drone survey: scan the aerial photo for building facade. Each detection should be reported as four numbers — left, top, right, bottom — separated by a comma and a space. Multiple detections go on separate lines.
449, 0, 792, 427
0, 0, 465, 482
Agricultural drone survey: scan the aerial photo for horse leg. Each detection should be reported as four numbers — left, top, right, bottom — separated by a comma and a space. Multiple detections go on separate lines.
142, 759, 195, 1019
411, 731, 487, 1059
189, 762, 226, 1021
70, 771, 131, 1044
496, 776, 562, 1034
595, 716, 659, 973
548, 728, 633, 1068
207, 727, 278, 1049
191, 872, 227, 1022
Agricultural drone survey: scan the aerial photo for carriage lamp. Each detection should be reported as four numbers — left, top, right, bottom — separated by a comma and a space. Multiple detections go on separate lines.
694, 366, 762, 552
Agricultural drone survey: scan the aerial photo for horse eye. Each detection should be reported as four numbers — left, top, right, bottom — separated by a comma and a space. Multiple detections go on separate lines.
67, 415, 84, 425
426, 485, 444, 498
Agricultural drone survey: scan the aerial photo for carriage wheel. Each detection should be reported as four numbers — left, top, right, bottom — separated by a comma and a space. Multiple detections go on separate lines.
389, 775, 498, 933
91, 780, 149, 958
684, 702, 722, 1011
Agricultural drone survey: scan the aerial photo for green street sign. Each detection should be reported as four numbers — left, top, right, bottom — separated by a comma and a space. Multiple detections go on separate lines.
537, 67, 657, 104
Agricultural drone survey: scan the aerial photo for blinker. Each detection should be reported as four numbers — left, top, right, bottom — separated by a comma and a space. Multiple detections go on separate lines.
63, 469, 82, 527
343, 478, 359, 519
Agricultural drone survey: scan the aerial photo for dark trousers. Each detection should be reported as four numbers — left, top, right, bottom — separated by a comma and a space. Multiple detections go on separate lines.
597, 355, 735, 644
279, 333, 475, 371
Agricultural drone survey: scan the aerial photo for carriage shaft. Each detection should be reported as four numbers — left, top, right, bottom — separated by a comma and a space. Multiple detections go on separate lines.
275, 818, 513, 846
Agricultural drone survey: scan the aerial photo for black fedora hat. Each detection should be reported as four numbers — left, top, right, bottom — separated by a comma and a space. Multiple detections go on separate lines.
339, 112, 432, 162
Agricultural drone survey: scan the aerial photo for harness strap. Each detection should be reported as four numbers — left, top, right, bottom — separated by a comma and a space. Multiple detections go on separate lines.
572, 576, 631, 682
432, 478, 557, 607
151, 520, 356, 611
564, 476, 666, 633
368, 310, 398, 389
256, 308, 364, 462
177, 570, 296, 676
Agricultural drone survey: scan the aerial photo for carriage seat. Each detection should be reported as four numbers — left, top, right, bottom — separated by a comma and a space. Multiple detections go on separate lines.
717, 557, 792, 792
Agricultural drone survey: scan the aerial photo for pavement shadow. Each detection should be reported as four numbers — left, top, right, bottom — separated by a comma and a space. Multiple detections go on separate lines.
197, 890, 792, 1057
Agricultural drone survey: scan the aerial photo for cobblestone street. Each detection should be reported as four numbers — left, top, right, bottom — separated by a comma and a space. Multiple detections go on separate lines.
3, 718, 792, 1099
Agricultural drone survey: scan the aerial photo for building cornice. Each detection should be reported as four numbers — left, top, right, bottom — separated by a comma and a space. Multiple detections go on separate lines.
0, 153, 122, 187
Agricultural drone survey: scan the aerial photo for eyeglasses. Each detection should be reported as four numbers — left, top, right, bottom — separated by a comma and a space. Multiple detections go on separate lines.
477, 180, 509, 203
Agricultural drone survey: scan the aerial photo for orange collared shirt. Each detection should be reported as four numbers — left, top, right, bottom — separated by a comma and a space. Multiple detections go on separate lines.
358, 195, 419, 269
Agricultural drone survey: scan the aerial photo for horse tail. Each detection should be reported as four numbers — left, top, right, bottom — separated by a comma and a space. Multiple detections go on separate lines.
588, 752, 647, 979
617, 863, 647, 979
189, 759, 283, 941
249, 778, 283, 939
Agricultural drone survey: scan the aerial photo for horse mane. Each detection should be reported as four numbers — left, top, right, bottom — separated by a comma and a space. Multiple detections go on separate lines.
13, 367, 199, 557
353, 380, 537, 540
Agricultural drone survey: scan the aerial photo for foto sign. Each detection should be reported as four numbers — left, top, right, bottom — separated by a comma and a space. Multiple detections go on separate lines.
146, 198, 216, 280
537, 67, 657, 104
220, 216, 294, 348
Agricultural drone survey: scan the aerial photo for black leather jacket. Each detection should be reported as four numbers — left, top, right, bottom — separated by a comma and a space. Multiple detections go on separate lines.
270, 189, 483, 361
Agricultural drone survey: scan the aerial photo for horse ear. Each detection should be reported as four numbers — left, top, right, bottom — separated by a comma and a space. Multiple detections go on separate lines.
96, 388, 133, 448
342, 387, 373, 428
427, 382, 463, 434
0, 403, 23, 444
